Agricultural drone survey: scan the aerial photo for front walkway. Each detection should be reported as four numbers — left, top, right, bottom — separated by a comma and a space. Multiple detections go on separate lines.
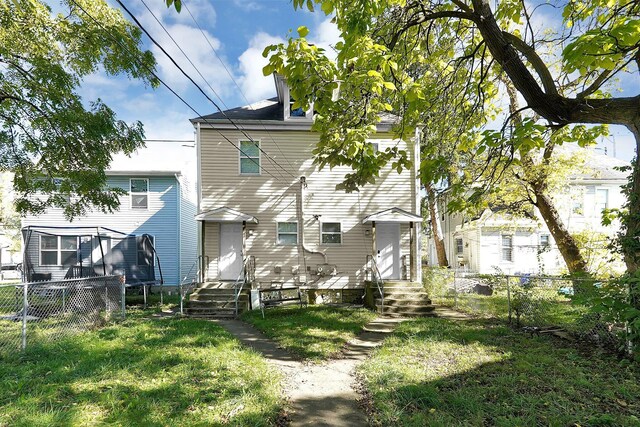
215, 317, 404, 426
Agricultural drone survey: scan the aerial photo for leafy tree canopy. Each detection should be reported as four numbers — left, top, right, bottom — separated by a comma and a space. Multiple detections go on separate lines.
0, 0, 158, 219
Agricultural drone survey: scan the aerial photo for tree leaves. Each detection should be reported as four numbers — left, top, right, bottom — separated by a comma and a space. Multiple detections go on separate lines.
0, 0, 158, 219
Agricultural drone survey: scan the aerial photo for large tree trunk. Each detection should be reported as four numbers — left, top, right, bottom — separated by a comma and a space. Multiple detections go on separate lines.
532, 190, 589, 274
425, 183, 449, 267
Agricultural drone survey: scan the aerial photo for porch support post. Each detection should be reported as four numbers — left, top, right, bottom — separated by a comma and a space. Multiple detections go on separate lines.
371, 221, 376, 279
200, 220, 206, 282
409, 222, 415, 282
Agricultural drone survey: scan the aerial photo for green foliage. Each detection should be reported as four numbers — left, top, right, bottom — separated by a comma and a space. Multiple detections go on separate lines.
0, 0, 159, 219
242, 305, 377, 360
571, 230, 625, 279
359, 317, 640, 425
0, 317, 284, 425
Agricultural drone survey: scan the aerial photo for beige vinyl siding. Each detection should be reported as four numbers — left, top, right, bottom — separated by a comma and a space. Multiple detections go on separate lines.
199, 130, 416, 287
204, 222, 219, 281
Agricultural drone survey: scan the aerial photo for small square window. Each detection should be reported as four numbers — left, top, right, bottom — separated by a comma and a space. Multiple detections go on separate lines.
540, 234, 550, 248
130, 178, 149, 209
455, 238, 463, 254
321, 222, 342, 244
239, 141, 261, 174
277, 222, 297, 245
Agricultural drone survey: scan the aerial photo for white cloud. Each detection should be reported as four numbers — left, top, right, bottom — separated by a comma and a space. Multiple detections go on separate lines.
237, 32, 285, 103
312, 18, 341, 60
232, 0, 263, 12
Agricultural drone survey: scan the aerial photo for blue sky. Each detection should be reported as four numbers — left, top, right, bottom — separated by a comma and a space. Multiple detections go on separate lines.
80, 0, 339, 143
80, 0, 638, 162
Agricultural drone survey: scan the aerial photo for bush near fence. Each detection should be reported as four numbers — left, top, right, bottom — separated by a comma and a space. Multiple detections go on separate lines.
423, 268, 629, 353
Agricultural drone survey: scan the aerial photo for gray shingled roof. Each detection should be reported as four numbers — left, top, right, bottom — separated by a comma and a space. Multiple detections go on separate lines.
191, 98, 283, 123
190, 98, 401, 126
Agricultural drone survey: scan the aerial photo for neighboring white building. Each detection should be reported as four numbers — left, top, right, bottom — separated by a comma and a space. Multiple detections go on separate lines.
427, 149, 629, 275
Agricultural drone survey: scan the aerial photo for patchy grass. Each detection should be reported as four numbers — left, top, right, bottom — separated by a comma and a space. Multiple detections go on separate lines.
241, 305, 377, 361
0, 317, 284, 426
359, 317, 640, 427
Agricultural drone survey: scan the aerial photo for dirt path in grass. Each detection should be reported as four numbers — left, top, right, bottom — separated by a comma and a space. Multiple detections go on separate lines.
216, 317, 404, 426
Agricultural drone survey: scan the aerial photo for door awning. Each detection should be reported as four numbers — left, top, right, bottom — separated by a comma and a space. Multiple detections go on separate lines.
362, 207, 422, 224
195, 207, 259, 224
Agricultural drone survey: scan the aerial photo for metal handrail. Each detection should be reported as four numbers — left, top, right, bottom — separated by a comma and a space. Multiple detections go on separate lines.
368, 255, 384, 312
179, 259, 200, 315
233, 256, 250, 317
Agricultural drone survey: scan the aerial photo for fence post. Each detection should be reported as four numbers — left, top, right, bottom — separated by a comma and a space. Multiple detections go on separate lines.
160, 282, 164, 306
179, 282, 184, 315
506, 275, 512, 324
21, 282, 28, 351
453, 270, 458, 309
120, 277, 126, 320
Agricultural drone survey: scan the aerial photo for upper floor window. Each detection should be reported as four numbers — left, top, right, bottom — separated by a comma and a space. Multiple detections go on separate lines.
130, 178, 149, 209
596, 188, 609, 213
239, 140, 261, 175
321, 222, 342, 244
40, 235, 78, 266
455, 238, 463, 254
277, 222, 298, 245
540, 234, 550, 248
289, 97, 306, 118
501, 235, 513, 262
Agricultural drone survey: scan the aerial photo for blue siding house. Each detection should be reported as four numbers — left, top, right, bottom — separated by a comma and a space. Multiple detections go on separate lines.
21, 169, 197, 286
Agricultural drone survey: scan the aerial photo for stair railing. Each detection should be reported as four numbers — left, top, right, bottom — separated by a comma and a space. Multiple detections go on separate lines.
368, 255, 384, 313
179, 259, 200, 315
233, 256, 252, 317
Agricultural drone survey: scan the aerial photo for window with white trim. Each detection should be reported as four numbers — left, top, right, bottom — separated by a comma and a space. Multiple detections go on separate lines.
455, 238, 463, 254
540, 234, 550, 248
40, 235, 78, 266
501, 235, 513, 262
130, 178, 149, 209
289, 97, 306, 118
596, 188, 609, 213
321, 222, 342, 244
239, 140, 261, 174
277, 222, 297, 245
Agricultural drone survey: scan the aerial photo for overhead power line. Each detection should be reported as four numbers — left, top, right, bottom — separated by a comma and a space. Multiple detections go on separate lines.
180, 0, 297, 172
120, 0, 296, 180
69, 0, 286, 183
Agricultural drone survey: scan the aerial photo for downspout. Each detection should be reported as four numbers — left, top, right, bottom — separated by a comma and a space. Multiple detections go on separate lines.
297, 176, 328, 276
175, 173, 182, 286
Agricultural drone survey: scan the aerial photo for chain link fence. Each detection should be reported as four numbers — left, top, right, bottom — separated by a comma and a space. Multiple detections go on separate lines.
423, 268, 629, 351
0, 276, 126, 355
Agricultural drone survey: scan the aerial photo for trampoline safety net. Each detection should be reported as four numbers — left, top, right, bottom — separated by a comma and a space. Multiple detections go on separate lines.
21, 226, 163, 285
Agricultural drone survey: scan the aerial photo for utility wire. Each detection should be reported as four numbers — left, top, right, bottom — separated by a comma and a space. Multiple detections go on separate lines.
122, 0, 295, 180
180, 0, 298, 172
69, 0, 284, 183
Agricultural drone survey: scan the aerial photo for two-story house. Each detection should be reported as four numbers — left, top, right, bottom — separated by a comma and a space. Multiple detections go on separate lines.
427, 149, 629, 275
21, 142, 197, 286
189, 75, 425, 315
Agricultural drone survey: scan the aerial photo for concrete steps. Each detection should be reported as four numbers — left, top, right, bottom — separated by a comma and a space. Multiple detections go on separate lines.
376, 281, 435, 317
185, 282, 249, 318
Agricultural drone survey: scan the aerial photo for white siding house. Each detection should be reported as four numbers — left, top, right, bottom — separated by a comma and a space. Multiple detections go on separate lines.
428, 150, 629, 275
192, 75, 422, 290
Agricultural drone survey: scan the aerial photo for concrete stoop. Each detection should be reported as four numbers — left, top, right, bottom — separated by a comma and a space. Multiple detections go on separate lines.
375, 280, 435, 317
185, 282, 249, 319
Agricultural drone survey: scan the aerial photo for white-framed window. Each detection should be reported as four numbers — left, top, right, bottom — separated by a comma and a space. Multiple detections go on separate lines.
40, 235, 78, 266
540, 234, 550, 248
321, 222, 342, 244
289, 97, 306, 118
130, 178, 149, 209
596, 188, 609, 213
369, 142, 379, 153
239, 140, 261, 175
277, 222, 298, 245
501, 235, 513, 262
455, 238, 463, 254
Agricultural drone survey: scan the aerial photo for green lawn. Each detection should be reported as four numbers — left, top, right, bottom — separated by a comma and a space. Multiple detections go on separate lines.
241, 305, 377, 361
0, 316, 284, 426
359, 317, 640, 427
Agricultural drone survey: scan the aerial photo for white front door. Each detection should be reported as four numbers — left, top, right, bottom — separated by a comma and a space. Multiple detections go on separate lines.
376, 223, 400, 280
219, 223, 243, 280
